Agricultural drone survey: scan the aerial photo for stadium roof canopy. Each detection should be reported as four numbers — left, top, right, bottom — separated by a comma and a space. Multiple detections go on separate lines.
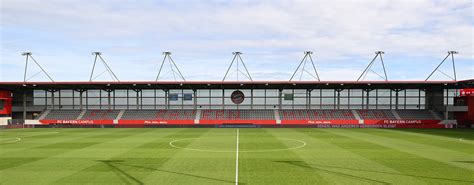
0, 80, 472, 91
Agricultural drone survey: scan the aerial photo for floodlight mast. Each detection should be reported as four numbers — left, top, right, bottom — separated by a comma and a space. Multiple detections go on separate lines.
156, 52, 186, 82
289, 51, 320, 81
425, 51, 458, 81
357, 51, 388, 81
89, 52, 120, 82
222, 51, 253, 82
22, 52, 54, 82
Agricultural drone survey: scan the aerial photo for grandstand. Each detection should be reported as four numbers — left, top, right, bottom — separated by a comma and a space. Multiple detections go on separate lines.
0, 51, 473, 128
0, 79, 472, 128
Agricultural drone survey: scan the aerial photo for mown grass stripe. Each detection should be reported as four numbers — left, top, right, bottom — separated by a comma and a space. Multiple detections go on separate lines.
53, 128, 208, 185
0, 129, 159, 184
371, 129, 474, 154
239, 128, 329, 185
321, 129, 474, 184
284, 128, 425, 184
347, 129, 474, 170
142, 128, 236, 184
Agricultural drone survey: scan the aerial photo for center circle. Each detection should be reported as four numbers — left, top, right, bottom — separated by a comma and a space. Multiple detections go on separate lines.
169, 137, 306, 153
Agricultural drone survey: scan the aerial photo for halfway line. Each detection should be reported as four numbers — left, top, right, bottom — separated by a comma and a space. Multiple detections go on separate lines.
235, 128, 239, 185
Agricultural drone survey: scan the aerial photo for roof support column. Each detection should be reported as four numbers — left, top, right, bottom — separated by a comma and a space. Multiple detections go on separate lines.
251, 89, 254, 110
193, 89, 197, 110
278, 89, 282, 110
23, 91, 27, 121
105, 89, 113, 110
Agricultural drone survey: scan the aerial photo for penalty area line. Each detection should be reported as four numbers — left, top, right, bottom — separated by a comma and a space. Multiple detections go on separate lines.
235, 128, 239, 185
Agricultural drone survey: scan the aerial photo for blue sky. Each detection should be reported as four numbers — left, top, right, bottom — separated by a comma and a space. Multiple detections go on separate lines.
0, 0, 472, 82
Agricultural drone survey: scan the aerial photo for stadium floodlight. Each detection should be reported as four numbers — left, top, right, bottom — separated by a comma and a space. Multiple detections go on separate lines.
22, 52, 55, 82
289, 51, 320, 82
223, 51, 253, 82
89, 52, 119, 82
357, 51, 388, 81
425, 51, 458, 81
156, 51, 186, 82
21, 52, 32, 56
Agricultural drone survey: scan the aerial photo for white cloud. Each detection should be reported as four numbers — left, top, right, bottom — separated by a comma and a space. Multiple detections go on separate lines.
0, 0, 472, 81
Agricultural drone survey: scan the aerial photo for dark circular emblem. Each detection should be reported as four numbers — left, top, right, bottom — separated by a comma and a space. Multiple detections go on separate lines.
231, 90, 245, 104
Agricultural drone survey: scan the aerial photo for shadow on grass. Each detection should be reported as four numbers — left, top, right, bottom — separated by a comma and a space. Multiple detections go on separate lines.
98, 160, 235, 184
275, 160, 390, 184
454, 161, 474, 164
98, 160, 144, 185
275, 160, 472, 183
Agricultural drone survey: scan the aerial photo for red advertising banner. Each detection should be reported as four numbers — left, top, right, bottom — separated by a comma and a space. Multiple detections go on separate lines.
460, 88, 474, 96
39, 120, 114, 124
199, 120, 276, 125
118, 120, 194, 125
39, 119, 442, 126
280, 120, 360, 124
364, 119, 441, 125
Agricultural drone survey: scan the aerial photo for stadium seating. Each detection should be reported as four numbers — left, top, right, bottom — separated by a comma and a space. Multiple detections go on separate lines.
279, 110, 355, 120
356, 110, 396, 119
83, 110, 121, 120
39, 109, 442, 125
121, 110, 196, 120
43, 110, 82, 120
396, 110, 438, 120
201, 110, 274, 120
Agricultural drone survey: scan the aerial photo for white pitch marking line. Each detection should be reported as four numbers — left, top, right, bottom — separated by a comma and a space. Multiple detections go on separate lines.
169, 138, 306, 153
235, 128, 239, 185
0, 137, 21, 144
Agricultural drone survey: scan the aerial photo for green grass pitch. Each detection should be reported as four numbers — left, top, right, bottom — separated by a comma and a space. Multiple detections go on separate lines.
0, 128, 473, 184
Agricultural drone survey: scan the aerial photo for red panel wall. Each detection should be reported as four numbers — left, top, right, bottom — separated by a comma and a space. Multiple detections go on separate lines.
0, 90, 12, 115
467, 95, 474, 123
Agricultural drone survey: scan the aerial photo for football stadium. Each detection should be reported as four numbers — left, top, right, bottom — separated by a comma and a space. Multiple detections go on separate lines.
1, 1, 473, 185
0, 50, 473, 184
